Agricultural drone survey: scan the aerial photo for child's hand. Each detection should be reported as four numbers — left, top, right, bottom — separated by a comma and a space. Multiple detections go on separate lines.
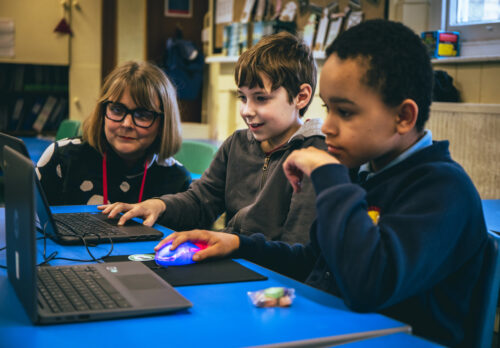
98, 198, 166, 227
283, 147, 339, 192
155, 230, 240, 262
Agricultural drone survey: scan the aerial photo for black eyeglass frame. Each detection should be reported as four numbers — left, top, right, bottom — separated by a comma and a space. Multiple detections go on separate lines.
103, 100, 163, 129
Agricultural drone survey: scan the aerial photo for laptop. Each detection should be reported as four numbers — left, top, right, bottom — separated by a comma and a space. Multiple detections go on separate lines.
3, 145, 192, 324
0, 132, 164, 245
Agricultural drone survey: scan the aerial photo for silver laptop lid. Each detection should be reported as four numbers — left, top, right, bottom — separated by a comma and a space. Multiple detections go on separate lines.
4, 145, 39, 323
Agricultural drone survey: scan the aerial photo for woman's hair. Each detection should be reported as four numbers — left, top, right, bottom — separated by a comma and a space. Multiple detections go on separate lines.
82, 61, 182, 160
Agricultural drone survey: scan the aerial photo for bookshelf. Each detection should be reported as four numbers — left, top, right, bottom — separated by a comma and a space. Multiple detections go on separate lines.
199, 0, 387, 142
0, 63, 69, 136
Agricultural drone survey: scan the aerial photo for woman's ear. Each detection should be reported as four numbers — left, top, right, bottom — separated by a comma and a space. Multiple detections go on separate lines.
396, 99, 419, 135
295, 83, 313, 110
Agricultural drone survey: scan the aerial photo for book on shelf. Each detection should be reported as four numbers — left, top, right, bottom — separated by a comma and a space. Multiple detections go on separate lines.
251, 20, 274, 46
46, 97, 68, 131
9, 98, 25, 130
239, 23, 249, 53
252, 21, 265, 46
224, 22, 241, 57
302, 14, 317, 49
313, 9, 329, 52
0, 104, 8, 131
19, 97, 45, 131
32, 96, 58, 132
12, 65, 25, 92
324, 14, 344, 49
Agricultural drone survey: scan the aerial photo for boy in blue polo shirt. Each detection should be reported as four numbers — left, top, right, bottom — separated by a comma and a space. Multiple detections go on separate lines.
159, 20, 488, 346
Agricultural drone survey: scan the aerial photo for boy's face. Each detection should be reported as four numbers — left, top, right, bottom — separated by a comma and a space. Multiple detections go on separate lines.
319, 54, 401, 171
237, 73, 302, 152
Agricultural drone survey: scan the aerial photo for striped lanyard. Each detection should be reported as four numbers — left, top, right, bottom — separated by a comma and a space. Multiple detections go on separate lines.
102, 152, 149, 204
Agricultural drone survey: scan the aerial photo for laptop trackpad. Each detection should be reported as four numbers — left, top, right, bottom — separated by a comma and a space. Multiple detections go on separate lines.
116, 273, 185, 307
117, 274, 163, 290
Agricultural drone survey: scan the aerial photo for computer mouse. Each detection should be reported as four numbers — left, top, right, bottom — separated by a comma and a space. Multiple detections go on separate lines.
155, 241, 206, 267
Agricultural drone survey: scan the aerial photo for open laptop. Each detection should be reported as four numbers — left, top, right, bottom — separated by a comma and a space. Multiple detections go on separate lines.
3, 145, 192, 324
0, 132, 164, 245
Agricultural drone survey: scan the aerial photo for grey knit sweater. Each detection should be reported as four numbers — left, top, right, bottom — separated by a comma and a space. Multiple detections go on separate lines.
158, 119, 326, 244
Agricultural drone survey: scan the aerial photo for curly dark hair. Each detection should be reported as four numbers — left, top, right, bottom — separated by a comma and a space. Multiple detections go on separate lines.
325, 20, 433, 131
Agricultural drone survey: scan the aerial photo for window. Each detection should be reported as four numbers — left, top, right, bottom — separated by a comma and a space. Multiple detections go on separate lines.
446, 0, 500, 41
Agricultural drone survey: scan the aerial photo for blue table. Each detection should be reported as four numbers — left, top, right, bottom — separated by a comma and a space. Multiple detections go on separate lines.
483, 199, 500, 234
19, 136, 52, 163
340, 333, 443, 347
0, 206, 417, 347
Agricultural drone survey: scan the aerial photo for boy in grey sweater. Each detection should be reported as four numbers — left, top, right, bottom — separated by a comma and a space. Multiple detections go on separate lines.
101, 32, 326, 244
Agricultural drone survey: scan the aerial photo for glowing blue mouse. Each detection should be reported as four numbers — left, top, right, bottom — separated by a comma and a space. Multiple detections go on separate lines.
155, 241, 205, 267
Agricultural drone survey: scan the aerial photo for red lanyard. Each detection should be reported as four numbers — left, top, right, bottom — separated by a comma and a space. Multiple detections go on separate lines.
102, 153, 149, 204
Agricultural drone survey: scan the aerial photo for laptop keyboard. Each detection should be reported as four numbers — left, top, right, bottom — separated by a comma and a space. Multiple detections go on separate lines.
38, 266, 132, 313
53, 213, 127, 237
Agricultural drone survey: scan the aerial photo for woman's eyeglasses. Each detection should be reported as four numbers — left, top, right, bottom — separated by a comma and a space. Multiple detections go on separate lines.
103, 101, 163, 129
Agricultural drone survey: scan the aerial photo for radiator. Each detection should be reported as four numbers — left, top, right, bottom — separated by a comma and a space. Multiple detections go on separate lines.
428, 102, 500, 199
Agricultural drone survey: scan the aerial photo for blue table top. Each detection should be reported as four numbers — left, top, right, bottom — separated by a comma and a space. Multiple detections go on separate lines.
19, 136, 52, 163
483, 199, 500, 234
340, 333, 443, 347
0, 205, 414, 347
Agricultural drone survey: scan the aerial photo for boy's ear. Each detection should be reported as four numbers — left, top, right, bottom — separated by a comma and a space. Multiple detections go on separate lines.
395, 99, 419, 135
294, 83, 313, 110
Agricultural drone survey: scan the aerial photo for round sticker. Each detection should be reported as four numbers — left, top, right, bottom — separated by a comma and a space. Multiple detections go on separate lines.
128, 254, 155, 261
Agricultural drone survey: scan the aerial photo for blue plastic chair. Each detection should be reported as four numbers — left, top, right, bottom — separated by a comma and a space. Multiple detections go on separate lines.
173, 140, 218, 176
471, 231, 500, 348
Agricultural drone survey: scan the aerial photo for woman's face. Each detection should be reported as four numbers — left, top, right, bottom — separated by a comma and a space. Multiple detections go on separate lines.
103, 87, 162, 165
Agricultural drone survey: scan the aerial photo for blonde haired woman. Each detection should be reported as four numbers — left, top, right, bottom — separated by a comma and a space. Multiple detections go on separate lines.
37, 61, 190, 205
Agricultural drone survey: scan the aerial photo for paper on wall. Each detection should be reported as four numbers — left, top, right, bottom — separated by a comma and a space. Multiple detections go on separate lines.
216, 0, 234, 24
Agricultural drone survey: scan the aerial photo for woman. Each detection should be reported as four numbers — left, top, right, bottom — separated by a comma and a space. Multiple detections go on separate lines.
37, 61, 190, 205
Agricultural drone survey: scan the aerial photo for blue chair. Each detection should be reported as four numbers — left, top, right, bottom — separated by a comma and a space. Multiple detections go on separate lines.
471, 231, 500, 348
55, 119, 81, 140
173, 140, 218, 177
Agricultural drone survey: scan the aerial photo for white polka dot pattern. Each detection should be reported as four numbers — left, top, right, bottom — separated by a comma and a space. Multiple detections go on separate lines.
80, 180, 93, 192
120, 181, 130, 192
37, 143, 55, 167
87, 194, 107, 205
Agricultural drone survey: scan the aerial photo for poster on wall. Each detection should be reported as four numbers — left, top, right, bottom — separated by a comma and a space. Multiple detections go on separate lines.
0, 18, 15, 57
165, 0, 192, 18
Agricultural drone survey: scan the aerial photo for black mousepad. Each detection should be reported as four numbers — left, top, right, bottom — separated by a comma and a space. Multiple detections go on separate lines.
104, 255, 267, 286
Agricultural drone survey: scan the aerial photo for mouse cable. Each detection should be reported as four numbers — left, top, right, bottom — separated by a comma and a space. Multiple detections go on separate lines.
0, 237, 46, 269
39, 221, 115, 264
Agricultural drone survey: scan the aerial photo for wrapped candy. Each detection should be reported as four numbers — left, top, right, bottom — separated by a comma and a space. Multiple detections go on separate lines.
247, 287, 295, 308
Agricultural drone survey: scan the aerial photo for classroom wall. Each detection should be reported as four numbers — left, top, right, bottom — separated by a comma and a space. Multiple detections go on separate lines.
435, 62, 500, 104
117, 0, 146, 64
427, 103, 500, 199
389, 0, 500, 104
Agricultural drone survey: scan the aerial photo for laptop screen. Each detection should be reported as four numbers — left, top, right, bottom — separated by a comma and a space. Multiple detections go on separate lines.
0, 132, 56, 238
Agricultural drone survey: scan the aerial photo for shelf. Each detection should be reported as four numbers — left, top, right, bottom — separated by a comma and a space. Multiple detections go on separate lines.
432, 55, 500, 64
0, 89, 68, 97
0, 63, 69, 135
205, 51, 327, 64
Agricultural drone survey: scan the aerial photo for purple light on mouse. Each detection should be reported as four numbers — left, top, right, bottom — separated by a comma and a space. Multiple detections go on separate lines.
155, 241, 206, 267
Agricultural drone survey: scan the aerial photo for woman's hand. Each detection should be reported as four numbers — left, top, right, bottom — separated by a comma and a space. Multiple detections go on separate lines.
98, 198, 167, 226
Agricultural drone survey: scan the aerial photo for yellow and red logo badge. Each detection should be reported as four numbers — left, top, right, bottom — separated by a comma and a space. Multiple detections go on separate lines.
367, 206, 381, 225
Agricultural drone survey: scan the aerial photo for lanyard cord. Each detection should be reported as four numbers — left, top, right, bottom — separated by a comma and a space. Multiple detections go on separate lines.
102, 152, 149, 204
